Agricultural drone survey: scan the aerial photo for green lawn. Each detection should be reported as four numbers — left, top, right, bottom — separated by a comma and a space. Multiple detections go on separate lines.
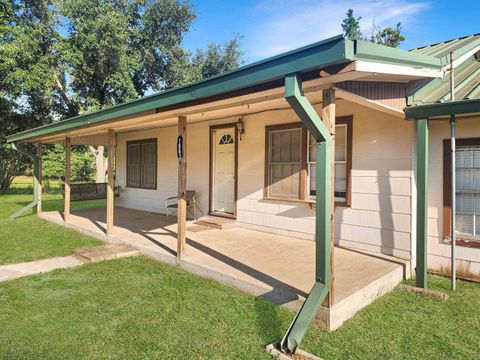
0, 189, 479, 359
0, 190, 104, 265
0, 257, 479, 359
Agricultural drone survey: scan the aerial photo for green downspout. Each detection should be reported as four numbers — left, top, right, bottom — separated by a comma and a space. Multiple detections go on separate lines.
10, 142, 39, 220
416, 119, 429, 288
280, 74, 333, 354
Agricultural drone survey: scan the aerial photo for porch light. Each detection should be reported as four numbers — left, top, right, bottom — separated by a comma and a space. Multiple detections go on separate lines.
236, 118, 245, 139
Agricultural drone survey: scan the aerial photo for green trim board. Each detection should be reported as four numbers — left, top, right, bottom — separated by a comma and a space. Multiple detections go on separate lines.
7, 35, 444, 144
405, 99, 480, 119
416, 119, 429, 288
355, 40, 445, 68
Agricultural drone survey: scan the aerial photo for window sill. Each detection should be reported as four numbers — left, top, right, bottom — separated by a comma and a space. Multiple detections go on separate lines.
125, 186, 158, 191
443, 237, 480, 249
262, 197, 350, 209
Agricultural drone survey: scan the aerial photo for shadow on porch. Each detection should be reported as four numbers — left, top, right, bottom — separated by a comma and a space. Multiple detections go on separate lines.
40, 206, 410, 331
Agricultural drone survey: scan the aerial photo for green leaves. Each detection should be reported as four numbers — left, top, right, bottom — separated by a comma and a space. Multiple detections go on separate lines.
341, 9, 406, 48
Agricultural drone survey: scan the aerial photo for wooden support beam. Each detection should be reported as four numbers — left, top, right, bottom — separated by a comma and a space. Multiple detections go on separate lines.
177, 116, 187, 258
106, 129, 115, 236
322, 87, 336, 307
37, 143, 42, 213
64, 137, 71, 222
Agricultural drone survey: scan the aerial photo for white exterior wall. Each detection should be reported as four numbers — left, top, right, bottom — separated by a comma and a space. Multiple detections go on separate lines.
115, 99, 415, 261
427, 116, 480, 279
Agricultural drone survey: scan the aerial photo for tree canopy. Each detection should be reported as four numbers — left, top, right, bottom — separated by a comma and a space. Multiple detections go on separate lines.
341, 8, 405, 48
0, 0, 243, 192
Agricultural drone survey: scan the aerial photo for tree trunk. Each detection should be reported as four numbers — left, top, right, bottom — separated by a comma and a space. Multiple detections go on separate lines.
89, 145, 106, 183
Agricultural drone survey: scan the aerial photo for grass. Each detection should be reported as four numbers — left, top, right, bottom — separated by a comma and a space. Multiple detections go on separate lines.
0, 182, 104, 265
0, 256, 479, 360
0, 182, 479, 359
0, 257, 287, 359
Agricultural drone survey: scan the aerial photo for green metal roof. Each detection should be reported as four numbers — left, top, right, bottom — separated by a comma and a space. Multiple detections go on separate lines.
408, 34, 480, 106
411, 33, 480, 59
7, 35, 444, 143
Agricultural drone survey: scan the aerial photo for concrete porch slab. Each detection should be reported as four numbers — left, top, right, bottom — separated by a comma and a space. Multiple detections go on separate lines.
39, 207, 410, 331
74, 244, 139, 262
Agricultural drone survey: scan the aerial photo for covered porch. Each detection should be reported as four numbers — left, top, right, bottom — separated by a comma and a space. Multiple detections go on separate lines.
39, 206, 408, 331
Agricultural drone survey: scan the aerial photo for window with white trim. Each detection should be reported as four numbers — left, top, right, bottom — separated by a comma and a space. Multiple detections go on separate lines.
455, 144, 480, 239
308, 123, 349, 203
265, 117, 352, 203
266, 125, 302, 199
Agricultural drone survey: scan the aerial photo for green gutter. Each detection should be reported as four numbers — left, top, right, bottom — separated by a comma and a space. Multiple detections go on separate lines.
354, 40, 444, 68
7, 34, 443, 144
404, 99, 480, 119
280, 74, 332, 354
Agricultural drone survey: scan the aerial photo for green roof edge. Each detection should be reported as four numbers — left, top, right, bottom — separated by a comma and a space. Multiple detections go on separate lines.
404, 99, 480, 119
7, 35, 442, 143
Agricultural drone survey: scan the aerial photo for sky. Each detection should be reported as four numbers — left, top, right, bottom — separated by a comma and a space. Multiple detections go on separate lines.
183, 0, 480, 64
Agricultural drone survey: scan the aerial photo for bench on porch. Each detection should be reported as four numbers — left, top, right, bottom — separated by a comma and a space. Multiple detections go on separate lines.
61, 183, 121, 201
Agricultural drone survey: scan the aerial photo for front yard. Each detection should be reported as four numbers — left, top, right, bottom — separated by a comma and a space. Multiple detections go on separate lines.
0, 187, 103, 265
0, 189, 479, 359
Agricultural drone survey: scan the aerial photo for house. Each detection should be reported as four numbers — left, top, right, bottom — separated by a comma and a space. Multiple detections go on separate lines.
7, 33, 480, 353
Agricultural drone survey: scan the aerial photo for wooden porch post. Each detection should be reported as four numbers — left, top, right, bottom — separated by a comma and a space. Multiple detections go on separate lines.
64, 137, 71, 222
177, 116, 187, 258
107, 130, 115, 236
322, 87, 335, 307
37, 142, 43, 213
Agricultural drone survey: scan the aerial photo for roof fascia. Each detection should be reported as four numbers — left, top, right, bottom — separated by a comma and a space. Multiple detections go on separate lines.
353, 40, 444, 69
7, 35, 351, 143
404, 99, 480, 119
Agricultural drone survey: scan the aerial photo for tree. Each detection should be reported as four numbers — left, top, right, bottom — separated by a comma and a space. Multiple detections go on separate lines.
56, 0, 243, 180
0, 0, 243, 191
370, 22, 405, 48
341, 9, 405, 48
341, 9, 362, 40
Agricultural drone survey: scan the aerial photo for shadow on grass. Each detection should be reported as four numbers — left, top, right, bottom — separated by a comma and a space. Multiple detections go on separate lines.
11, 198, 107, 219
254, 297, 285, 347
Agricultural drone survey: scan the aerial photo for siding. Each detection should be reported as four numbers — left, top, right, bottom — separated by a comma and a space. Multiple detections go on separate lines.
116, 99, 414, 261
336, 81, 407, 109
426, 116, 480, 278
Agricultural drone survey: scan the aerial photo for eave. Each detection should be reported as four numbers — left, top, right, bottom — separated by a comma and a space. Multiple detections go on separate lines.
7, 35, 444, 144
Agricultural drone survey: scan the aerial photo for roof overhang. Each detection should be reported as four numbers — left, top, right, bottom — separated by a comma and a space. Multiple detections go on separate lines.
7, 35, 444, 144
404, 99, 480, 119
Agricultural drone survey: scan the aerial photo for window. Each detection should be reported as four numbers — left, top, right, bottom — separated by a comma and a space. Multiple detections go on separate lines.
265, 124, 303, 199
219, 133, 234, 145
444, 138, 480, 241
127, 138, 157, 189
308, 122, 349, 202
265, 117, 352, 204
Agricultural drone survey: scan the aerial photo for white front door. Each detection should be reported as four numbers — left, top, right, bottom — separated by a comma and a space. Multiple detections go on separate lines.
212, 128, 236, 214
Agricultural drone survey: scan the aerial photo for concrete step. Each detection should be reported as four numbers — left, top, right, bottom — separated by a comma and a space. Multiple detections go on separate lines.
74, 244, 139, 263
195, 216, 236, 230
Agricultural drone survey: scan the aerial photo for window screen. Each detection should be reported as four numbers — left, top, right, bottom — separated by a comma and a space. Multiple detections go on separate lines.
267, 127, 302, 199
127, 139, 157, 189
456, 145, 480, 238
308, 124, 349, 202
